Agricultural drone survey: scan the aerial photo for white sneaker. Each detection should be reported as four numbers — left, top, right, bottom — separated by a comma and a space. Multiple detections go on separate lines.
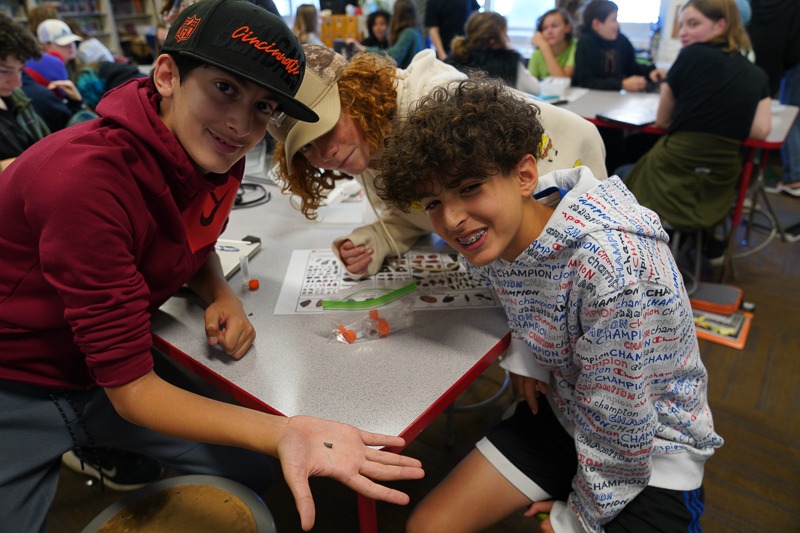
766, 181, 800, 197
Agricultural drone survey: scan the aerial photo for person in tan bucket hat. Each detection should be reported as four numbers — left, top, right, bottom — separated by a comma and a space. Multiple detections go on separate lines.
268, 44, 608, 278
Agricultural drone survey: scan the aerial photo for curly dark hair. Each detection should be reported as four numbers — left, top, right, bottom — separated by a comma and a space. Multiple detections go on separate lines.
376, 78, 545, 213
272, 52, 398, 220
0, 12, 41, 64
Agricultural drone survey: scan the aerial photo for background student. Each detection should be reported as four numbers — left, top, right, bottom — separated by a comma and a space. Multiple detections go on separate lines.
424, 0, 480, 60
267, 44, 605, 278
0, 12, 50, 172
292, 3, 324, 46
446, 11, 541, 96
360, 9, 391, 49
36, 18, 82, 81
572, 0, 665, 91
573, 0, 668, 173
348, 0, 424, 69
0, 2, 423, 531
376, 78, 723, 533
750, 0, 800, 197
529, 8, 577, 80
624, 0, 771, 261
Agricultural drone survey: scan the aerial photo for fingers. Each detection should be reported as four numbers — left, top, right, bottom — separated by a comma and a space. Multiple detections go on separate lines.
511, 375, 546, 414
345, 258, 371, 275
359, 456, 425, 483
283, 469, 317, 531
340, 244, 372, 262
523, 379, 540, 415
364, 448, 422, 468
622, 76, 646, 92
205, 311, 255, 359
47, 80, 81, 100
345, 251, 373, 274
342, 474, 412, 506
359, 432, 406, 449
205, 318, 220, 346
337, 241, 374, 274
524, 499, 555, 517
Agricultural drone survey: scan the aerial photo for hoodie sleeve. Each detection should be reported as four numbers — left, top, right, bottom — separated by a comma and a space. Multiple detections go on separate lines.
332, 174, 433, 278
564, 280, 686, 532
619, 34, 654, 78
500, 336, 550, 382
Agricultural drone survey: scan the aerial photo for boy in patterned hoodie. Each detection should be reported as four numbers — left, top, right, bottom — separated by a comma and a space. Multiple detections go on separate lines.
378, 78, 722, 533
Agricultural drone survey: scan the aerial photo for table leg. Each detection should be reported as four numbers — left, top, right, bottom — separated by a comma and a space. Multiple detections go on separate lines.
720, 147, 757, 281
357, 494, 378, 533
753, 150, 788, 241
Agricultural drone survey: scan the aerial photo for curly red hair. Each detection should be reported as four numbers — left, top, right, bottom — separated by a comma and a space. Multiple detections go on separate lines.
273, 52, 398, 220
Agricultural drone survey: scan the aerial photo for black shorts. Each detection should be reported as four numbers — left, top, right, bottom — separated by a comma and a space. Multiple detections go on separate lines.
481, 400, 705, 532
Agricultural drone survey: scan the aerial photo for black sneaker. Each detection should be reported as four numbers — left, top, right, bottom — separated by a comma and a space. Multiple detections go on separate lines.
62, 448, 164, 491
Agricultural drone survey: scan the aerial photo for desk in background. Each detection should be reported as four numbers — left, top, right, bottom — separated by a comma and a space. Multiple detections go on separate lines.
151, 189, 510, 533
562, 89, 800, 277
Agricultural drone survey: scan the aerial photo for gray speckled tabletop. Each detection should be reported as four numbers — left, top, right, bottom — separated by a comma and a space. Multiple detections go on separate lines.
152, 182, 510, 439
562, 90, 799, 146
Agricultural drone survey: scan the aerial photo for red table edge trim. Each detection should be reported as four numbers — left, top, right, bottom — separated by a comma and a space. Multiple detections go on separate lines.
388, 332, 512, 453
151, 333, 286, 417
152, 331, 512, 449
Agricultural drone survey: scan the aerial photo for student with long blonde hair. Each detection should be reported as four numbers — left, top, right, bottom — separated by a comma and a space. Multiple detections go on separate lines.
292, 3, 323, 45
625, 0, 771, 252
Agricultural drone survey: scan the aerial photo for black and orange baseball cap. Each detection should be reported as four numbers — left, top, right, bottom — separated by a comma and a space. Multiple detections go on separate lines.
161, 0, 317, 122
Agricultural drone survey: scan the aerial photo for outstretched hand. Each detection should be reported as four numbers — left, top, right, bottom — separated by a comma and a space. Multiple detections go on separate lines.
277, 415, 424, 531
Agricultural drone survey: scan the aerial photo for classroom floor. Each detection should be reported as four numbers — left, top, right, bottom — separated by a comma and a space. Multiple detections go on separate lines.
47, 186, 800, 533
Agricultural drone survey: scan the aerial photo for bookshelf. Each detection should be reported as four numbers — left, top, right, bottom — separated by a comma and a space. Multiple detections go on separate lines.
0, 0, 28, 23
22, 0, 120, 55
320, 15, 363, 48
109, 0, 157, 62
19, 0, 161, 61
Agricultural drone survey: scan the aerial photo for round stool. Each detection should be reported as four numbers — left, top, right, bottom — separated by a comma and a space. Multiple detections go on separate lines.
80, 474, 277, 533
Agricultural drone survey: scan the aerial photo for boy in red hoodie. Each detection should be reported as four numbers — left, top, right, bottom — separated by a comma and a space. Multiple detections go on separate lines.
0, 1, 423, 530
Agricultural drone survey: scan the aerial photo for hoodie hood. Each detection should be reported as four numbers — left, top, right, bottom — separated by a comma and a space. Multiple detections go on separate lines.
518, 166, 668, 265
95, 78, 234, 211
580, 26, 617, 49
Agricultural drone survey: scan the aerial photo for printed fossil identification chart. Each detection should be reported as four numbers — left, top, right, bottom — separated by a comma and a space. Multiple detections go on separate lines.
275, 248, 500, 314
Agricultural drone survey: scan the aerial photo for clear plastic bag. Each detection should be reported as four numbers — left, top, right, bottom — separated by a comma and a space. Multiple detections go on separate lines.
322, 280, 416, 344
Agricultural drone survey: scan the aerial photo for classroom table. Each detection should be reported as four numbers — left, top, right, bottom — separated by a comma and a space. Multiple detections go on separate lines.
561, 89, 800, 277
150, 187, 511, 533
